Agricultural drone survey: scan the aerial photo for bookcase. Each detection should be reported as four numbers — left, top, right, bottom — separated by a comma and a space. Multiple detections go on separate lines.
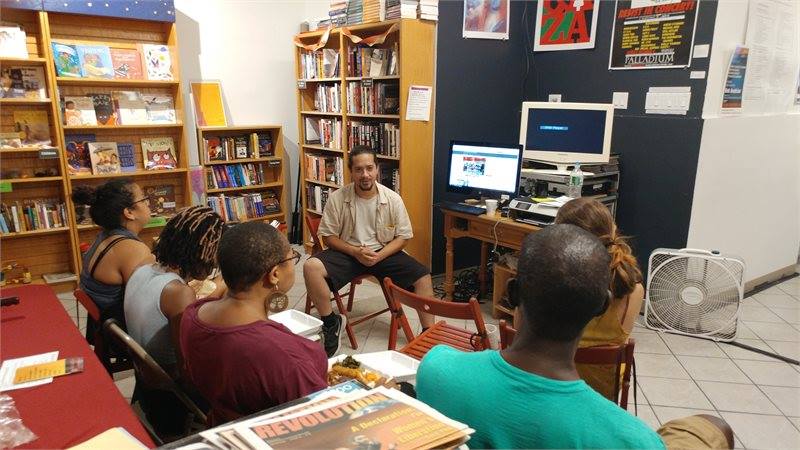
294, 20, 436, 266
197, 125, 289, 227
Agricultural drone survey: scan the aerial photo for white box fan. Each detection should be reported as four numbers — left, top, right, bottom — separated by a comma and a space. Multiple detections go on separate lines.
644, 248, 745, 342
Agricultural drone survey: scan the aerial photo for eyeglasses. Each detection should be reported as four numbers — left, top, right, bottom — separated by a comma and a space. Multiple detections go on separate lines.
276, 249, 302, 267
131, 196, 150, 206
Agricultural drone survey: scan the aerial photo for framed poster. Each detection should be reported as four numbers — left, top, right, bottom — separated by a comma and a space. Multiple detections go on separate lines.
534, 0, 599, 51
463, 0, 510, 40
609, 0, 700, 70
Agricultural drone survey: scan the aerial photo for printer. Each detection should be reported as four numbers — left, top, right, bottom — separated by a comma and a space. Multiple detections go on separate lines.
507, 197, 560, 227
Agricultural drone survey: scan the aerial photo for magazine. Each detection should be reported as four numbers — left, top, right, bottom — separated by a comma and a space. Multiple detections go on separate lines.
141, 137, 177, 170
65, 134, 95, 175
88, 142, 121, 174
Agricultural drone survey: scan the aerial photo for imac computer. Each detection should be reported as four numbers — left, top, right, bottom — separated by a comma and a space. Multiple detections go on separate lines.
446, 140, 523, 202
518, 101, 613, 174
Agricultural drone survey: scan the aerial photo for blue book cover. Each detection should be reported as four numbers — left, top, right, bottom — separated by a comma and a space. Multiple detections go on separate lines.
76, 45, 114, 79
117, 143, 136, 172
51, 42, 81, 78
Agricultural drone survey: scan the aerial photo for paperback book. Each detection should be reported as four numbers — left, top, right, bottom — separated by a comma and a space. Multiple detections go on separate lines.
141, 137, 177, 170
88, 141, 121, 174
51, 42, 81, 78
65, 134, 95, 175
76, 45, 114, 79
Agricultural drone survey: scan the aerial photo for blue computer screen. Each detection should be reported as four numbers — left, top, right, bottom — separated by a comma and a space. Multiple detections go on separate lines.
526, 109, 606, 154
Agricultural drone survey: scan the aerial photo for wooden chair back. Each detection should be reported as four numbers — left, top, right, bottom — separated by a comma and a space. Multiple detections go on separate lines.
499, 320, 517, 349
304, 215, 324, 255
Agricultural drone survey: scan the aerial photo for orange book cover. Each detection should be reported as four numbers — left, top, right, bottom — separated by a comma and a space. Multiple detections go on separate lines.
109, 48, 144, 79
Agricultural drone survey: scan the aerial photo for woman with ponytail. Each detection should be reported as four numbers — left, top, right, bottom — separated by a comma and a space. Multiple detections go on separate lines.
555, 197, 644, 399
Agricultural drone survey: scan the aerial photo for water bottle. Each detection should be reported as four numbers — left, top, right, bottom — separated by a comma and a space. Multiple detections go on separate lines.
567, 163, 584, 198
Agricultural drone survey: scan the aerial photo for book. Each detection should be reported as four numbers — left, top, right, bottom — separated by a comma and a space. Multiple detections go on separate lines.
141, 44, 173, 81
51, 42, 82, 77
322, 48, 340, 78
88, 142, 121, 174
76, 45, 114, 79
13, 110, 51, 146
112, 91, 148, 125
117, 143, 136, 172
234, 136, 249, 158
64, 96, 98, 126
144, 185, 176, 216
65, 134, 95, 175
109, 48, 144, 79
42, 272, 78, 284
143, 94, 176, 124
255, 132, 273, 157
0, 67, 46, 99
0, 132, 23, 149
205, 137, 225, 161
87, 93, 116, 126
141, 137, 177, 170
0, 26, 28, 58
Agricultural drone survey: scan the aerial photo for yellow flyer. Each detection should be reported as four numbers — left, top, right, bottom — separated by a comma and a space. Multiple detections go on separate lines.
13, 357, 84, 384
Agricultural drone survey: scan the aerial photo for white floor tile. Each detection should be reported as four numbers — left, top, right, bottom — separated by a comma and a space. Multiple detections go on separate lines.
677, 355, 751, 383
734, 322, 759, 340
744, 321, 800, 342
637, 377, 713, 409
740, 304, 785, 323
734, 360, 800, 387
633, 403, 661, 430
758, 286, 797, 297
721, 339, 782, 362
651, 406, 718, 425
759, 385, 800, 417
635, 383, 649, 405
778, 282, 800, 297
770, 307, 800, 325
719, 412, 800, 450
661, 333, 727, 358
634, 353, 691, 379
754, 293, 800, 309
696, 380, 780, 414
114, 373, 136, 400
631, 332, 672, 355
764, 341, 800, 362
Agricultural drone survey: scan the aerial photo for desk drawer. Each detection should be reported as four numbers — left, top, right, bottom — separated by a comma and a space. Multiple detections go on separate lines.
468, 221, 530, 249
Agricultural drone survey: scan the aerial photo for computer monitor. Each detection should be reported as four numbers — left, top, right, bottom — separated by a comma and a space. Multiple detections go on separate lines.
446, 140, 523, 199
519, 101, 613, 172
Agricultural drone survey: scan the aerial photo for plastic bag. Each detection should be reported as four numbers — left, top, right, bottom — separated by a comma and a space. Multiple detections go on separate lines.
0, 394, 37, 448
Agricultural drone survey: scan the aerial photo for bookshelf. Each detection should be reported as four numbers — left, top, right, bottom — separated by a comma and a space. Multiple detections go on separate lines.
197, 125, 289, 228
294, 20, 436, 266
0, 9, 78, 292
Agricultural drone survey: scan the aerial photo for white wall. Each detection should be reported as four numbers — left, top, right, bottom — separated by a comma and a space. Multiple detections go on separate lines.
174, 0, 330, 221
688, 0, 800, 282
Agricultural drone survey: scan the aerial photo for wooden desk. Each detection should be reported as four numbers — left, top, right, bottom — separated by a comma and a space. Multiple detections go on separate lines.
442, 208, 540, 315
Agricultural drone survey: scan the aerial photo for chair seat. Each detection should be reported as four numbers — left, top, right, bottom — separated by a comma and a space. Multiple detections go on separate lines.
400, 321, 483, 360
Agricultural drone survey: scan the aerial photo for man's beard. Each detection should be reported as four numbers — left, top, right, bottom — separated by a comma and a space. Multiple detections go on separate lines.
357, 180, 374, 192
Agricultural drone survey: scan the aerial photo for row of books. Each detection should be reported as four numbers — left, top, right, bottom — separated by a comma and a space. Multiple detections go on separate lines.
328, 0, 349, 26
349, 121, 400, 157
304, 117, 342, 149
346, 0, 365, 24
62, 91, 176, 126
207, 191, 280, 223
362, 0, 386, 23
347, 45, 398, 78
346, 81, 399, 115
66, 135, 177, 176
206, 162, 276, 190
0, 200, 67, 234
418, 0, 439, 21
204, 133, 274, 162
385, 0, 437, 20
379, 164, 400, 192
306, 184, 333, 213
299, 48, 339, 80
0, 66, 47, 99
51, 41, 173, 81
305, 154, 345, 186
314, 83, 341, 113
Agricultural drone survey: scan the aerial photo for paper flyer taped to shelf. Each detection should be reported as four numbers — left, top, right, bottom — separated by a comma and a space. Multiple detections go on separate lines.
405, 85, 432, 121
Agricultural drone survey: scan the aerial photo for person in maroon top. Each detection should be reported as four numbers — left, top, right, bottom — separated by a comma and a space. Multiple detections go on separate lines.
180, 222, 326, 425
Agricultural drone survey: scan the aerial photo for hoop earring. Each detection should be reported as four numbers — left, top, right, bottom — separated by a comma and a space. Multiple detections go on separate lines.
265, 285, 289, 313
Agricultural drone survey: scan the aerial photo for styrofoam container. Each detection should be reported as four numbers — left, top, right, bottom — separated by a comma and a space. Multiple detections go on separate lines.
328, 350, 420, 383
270, 309, 322, 337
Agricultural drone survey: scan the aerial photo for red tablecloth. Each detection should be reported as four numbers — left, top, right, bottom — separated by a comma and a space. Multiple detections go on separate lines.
0, 285, 155, 449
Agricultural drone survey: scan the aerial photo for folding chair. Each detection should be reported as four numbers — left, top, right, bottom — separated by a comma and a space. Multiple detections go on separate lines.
74, 288, 130, 375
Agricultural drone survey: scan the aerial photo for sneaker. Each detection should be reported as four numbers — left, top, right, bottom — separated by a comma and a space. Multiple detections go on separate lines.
322, 314, 347, 357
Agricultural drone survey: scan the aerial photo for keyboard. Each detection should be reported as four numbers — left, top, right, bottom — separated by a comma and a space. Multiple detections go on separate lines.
440, 201, 486, 216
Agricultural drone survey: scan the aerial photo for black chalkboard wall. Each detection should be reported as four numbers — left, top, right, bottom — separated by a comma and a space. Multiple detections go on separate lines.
430, 0, 718, 275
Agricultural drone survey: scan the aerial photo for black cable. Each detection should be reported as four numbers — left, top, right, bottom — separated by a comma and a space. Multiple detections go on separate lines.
432, 264, 494, 303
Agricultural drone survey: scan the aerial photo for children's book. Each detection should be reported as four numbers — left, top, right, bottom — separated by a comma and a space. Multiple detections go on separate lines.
0, 26, 28, 58
88, 142, 121, 174
87, 93, 116, 126
13, 110, 51, 146
65, 134, 95, 175
0, 67, 46, 99
141, 44, 173, 81
63, 96, 97, 126
76, 45, 114, 79
141, 137, 177, 170
144, 185, 176, 216
51, 42, 82, 78
117, 143, 136, 172
0, 132, 23, 149
109, 48, 144, 79
143, 94, 176, 123
112, 91, 148, 125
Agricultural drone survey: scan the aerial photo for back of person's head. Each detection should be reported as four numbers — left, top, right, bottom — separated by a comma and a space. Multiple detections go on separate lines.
217, 222, 288, 293
71, 179, 135, 230
152, 206, 225, 280
348, 145, 377, 168
517, 224, 611, 342
555, 197, 642, 299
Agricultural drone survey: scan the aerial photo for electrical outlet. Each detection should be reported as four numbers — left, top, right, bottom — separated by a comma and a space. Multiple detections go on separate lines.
612, 92, 628, 109
548, 94, 561, 102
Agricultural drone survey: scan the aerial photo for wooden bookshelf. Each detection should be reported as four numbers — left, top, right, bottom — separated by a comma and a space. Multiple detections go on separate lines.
294, 20, 435, 266
197, 125, 289, 227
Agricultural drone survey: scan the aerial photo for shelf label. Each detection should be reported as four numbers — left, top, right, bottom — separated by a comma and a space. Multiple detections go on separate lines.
297, 80, 307, 90
362, 78, 373, 87
0, 182, 11, 193
38, 148, 58, 159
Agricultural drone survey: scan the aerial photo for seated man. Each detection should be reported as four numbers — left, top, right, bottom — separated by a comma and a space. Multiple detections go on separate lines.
417, 225, 733, 449
304, 145, 434, 357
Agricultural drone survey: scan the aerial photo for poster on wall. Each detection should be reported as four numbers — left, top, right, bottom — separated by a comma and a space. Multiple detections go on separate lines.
721, 46, 749, 114
533, 0, 599, 51
190, 81, 227, 127
463, 0, 510, 40
608, 0, 700, 70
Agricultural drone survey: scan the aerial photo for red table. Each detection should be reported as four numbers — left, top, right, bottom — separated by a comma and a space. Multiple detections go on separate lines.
0, 285, 155, 449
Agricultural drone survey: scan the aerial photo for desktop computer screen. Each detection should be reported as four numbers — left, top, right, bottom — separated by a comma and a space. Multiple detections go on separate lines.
446, 140, 523, 197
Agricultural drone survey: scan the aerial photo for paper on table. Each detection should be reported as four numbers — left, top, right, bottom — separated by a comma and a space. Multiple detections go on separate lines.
405, 85, 432, 121
0, 351, 59, 391
67, 427, 147, 450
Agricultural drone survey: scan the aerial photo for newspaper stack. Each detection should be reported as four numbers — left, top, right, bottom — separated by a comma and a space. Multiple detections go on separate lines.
386, 0, 401, 19
346, 0, 364, 24
189, 386, 474, 450
329, 0, 348, 26
400, 0, 418, 19
362, 0, 386, 23
419, 0, 439, 21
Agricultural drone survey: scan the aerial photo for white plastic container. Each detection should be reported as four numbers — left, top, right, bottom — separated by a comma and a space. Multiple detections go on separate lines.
270, 309, 323, 337
328, 351, 420, 383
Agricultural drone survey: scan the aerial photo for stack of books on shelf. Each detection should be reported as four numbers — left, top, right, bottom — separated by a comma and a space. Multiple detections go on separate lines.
362, 0, 386, 23
206, 163, 271, 189
346, 81, 399, 114
62, 91, 176, 126
0, 66, 46, 99
299, 48, 339, 79
329, 0, 349, 25
385, 0, 401, 19
400, 0, 419, 18
0, 200, 67, 234
304, 117, 342, 149
0, 25, 29, 58
346, 0, 364, 24
346, 45, 398, 78
305, 154, 344, 186
207, 190, 280, 223
349, 121, 399, 157
64, 135, 176, 175
315, 84, 341, 113
307, 184, 333, 213
378, 164, 399, 192
419, 0, 439, 20
203, 133, 274, 162
51, 41, 172, 80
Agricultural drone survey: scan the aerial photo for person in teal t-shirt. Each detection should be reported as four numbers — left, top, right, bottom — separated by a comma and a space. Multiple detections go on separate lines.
417, 225, 731, 449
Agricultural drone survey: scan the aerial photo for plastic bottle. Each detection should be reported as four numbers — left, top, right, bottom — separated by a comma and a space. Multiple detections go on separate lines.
567, 163, 584, 198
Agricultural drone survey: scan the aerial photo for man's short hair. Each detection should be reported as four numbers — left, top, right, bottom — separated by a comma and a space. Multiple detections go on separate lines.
217, 222, 288, 293
348, 145, 377, 168
517, 224, 611, 341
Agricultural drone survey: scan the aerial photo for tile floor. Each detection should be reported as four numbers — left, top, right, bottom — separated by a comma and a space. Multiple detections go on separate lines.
58, 260, 800, 450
